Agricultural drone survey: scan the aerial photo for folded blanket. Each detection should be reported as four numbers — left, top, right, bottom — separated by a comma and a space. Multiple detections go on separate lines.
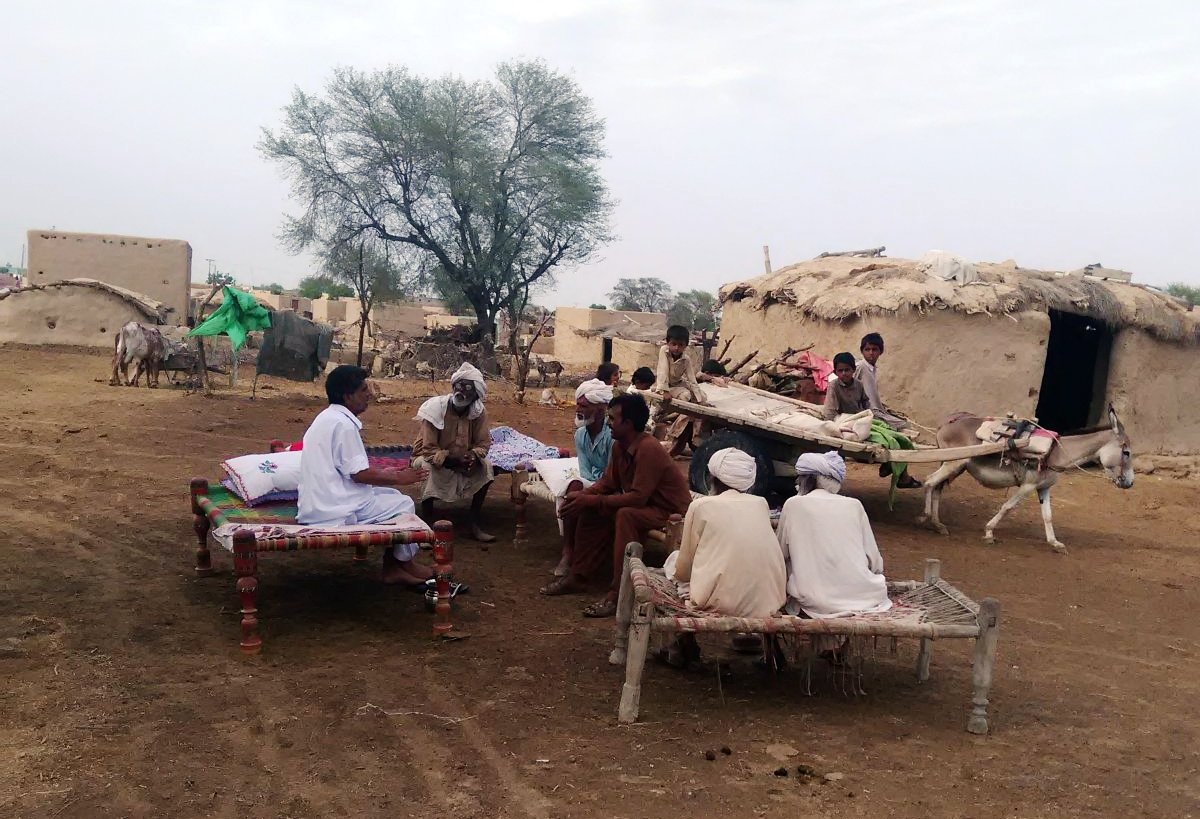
487, 426, 562, 472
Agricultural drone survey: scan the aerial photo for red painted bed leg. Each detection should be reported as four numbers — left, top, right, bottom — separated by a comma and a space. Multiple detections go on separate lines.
190, 478, 214, 576
432, 521, 454, 638
232, 529, 262, 654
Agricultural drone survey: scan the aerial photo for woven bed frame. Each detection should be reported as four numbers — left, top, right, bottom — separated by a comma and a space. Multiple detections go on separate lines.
189, 444, 456, 654
608, 544, 1002, 734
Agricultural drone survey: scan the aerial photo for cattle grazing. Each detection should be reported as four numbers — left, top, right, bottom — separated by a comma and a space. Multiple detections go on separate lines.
110, 322, 167, 388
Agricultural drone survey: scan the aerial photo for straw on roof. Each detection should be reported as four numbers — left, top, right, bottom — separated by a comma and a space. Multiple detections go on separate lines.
0, 278, 168, 323
720, 256, 1199, 343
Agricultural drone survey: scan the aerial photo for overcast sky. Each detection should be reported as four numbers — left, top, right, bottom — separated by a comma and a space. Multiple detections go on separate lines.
3, 0, 1197, 306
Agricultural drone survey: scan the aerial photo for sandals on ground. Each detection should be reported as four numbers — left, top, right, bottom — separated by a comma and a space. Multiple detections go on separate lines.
539, 576, 581, 596
582, 598, 618, 618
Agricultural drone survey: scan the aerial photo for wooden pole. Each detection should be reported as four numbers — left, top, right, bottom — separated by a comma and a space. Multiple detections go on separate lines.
762, 245, 772, 274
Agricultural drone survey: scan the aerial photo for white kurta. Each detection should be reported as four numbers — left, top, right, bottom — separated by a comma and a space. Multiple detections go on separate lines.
775, 489, 891, 618
297, 404, 416, 540
669, 490, 786, 618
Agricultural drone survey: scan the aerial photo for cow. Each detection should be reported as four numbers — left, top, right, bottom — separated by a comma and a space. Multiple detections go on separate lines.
110, 321, 167, 388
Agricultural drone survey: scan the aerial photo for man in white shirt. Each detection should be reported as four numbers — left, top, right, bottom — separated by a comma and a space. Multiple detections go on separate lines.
298, 365, 431, 586
776, 452, 891, 621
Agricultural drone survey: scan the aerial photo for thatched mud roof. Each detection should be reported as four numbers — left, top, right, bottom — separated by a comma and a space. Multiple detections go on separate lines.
0, 278, 168, 323
720, 256, 1199, 343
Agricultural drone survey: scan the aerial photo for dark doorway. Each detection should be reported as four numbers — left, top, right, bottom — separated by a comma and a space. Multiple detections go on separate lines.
602, 337, 613, 363
1034, 310, 1113, 432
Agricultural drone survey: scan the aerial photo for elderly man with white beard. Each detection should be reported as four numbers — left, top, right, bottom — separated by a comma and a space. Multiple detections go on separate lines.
413, 362, 496, 542
657, 447, 786, 667
547, 377, 616, 577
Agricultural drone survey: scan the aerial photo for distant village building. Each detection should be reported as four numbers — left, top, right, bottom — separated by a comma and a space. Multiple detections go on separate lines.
26, 230, 191, 324
551, 306, 699, 373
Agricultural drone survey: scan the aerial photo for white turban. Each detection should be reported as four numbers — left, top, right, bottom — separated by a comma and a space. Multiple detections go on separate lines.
707, 447, 757, 493
794, 451, 846, 484
417, 362, 487, 430
574, 378, 614, 405
450, 362, 487, 399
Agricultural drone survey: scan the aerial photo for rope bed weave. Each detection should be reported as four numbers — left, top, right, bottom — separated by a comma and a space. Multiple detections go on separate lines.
630, 561, 983, 637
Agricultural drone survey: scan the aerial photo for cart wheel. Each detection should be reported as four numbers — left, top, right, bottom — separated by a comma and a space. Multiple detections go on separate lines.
688, 431, 773, 496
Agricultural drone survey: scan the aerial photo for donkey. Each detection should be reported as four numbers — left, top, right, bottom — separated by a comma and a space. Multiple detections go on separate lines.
918, 406, 1133, 552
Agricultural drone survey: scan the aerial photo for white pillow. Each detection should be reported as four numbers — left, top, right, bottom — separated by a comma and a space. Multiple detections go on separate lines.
222, 450, 304, 505
532, 457, 584, 498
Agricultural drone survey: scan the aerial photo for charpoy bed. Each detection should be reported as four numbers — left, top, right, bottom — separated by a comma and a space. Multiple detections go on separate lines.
189, 445, 456, 654
609, 546, 1001, 734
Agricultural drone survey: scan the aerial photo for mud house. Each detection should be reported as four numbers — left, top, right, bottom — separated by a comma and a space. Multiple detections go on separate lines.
719, 255, 1200, 463
0, 279, 167, 347
552, 306, 700, 373
26, 230, 191, 324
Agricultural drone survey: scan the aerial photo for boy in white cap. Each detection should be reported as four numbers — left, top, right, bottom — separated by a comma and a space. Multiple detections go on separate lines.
413, 362, 496, 542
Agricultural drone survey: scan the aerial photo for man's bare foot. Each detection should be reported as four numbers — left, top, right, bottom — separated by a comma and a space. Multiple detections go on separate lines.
400, 559, 434, 581
471, 525, 496, 543
382, 562, 423, 586
382, 551, 431, 585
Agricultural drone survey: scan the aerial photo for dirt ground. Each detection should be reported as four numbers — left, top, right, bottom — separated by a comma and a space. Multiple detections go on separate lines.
1, 345, 1197, 819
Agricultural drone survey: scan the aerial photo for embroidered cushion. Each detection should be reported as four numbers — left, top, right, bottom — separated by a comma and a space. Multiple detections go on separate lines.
532, 457, 584, 497
221, 451, 303, 506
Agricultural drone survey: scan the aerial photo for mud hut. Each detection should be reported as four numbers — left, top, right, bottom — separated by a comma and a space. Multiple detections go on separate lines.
719, 256, 1200, 465
0, 278, 167, 348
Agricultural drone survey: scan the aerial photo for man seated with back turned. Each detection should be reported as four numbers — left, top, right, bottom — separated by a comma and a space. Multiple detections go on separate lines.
298, 365, 431, 586
540, 393, 692, 618
777, 452, 890, 611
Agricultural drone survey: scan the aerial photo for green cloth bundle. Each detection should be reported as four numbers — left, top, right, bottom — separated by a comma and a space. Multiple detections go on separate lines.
868, 420, 914, 510
188, 286, 272, 351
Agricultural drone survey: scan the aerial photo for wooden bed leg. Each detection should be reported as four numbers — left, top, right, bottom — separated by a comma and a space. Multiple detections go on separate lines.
967, 597, 1002, 735
353, 542, 369, 562
609, 542, 645, 666
510, 469, 528, 544
618, 602, 653, 724
232, 529, 261, 655
662, 513, 684, 552
190, 478, 214, 576
432, 521, 454, 638
916, 558, 941, 682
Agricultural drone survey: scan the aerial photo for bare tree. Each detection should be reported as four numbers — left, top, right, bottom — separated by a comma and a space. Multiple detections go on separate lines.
323, 239, 415, 367
260, 60, 613, 358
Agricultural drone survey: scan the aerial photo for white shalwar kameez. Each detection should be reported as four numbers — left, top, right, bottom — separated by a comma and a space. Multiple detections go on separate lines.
297, 404, 419, 561
775, 489, 891, 618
